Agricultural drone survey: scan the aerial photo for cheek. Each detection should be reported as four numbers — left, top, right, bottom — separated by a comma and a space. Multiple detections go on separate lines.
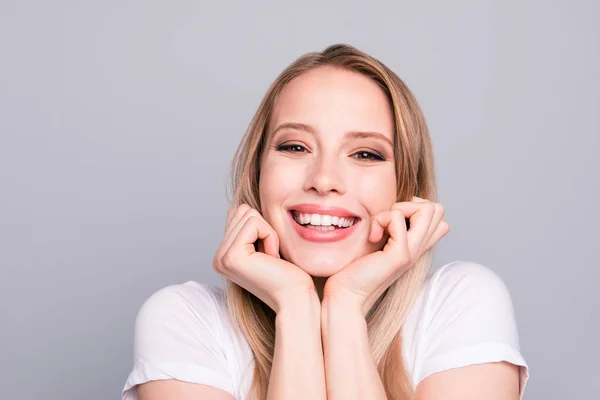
354, 168, 397, 211
259, 158, 303, 219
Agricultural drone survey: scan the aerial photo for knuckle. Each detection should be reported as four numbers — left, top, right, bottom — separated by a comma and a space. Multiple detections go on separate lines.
441, 220, 450, 232
212, 261, 221, 273
426, 203, 436, 214
391, 207, 405, 216
248, 213, 267, 227
246, 209, 262, 219
237, 204, 251, 216
212, 254, 224, 272
221, 251, 238, 270
436, 203, 445, 216
239, 208, 258, 222
246, 214, 261, 225
397, 252, 411, 266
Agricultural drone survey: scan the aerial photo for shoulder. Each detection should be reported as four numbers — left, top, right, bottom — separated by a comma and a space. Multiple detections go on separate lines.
135, 281, 227, 331
418, 260, 521, 347
424, 260, 514, 310
130, 280, 243, 365
403, 260, 529, 397
429, 259, 507, 287
130, 280, 233, 363
405, 260, 517, 339
141, 281, 226, 311
123, 281, 244, 400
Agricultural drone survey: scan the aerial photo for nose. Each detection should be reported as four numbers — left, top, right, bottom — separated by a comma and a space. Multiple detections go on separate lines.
303, 155, 346, 196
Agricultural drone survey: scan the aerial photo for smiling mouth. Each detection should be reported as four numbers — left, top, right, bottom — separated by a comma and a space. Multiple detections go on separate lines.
289, 210, 361, 231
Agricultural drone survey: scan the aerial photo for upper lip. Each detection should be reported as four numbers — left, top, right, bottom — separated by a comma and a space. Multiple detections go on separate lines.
288, 203, 360, 219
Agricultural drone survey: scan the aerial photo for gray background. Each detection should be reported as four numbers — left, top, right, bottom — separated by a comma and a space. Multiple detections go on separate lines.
1, 1, 598, 399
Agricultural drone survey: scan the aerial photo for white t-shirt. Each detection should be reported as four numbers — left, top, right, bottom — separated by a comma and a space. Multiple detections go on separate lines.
122, 260, 529, 399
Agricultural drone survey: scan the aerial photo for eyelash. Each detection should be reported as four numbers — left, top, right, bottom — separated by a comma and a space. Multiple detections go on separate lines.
275, 143, 385, 161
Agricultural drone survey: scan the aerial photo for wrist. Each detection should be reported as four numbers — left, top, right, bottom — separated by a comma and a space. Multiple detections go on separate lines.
322, 291, 364, 317
276, 288, 321, 317
321, 294, 365, 330
275, 294, 322, 338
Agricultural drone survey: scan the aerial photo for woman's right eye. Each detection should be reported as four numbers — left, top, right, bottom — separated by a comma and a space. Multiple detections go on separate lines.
276, 143, 307, 153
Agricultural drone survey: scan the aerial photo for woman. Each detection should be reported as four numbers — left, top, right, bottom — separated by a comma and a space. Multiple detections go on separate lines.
122, 44, 529, 400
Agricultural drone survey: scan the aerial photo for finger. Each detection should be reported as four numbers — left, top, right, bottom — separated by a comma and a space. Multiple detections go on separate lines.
224, 204, 251, 239
217, 206, 250, 263
408, 200, 438, 245
370, 200, 418, 244
393, 201, 435, 257
368, 212, 387, 243
377, 209, 426, 287
261, 224, 280, 258
227, 209, 280, 259
343, 210, 411, 296
423, 219, 450, 250
391, 201, 421, 224
231, 215, 279, 258
380, 210, 410, 260
424, 203, 445, 243
391, 201, 418, 230
222, 206, 260, 254
223, 207, 237, 237
411, 196, 428, 202
226, 206, 241, 224
415, 202, 445, 248
369, 209, 407, 245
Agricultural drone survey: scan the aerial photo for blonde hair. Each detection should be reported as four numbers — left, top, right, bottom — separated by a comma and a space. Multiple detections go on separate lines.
225, 44, 437, 399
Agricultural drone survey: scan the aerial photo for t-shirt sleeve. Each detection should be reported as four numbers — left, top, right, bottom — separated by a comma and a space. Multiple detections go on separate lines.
413, 261, 529, 398
121, 283, 235, 400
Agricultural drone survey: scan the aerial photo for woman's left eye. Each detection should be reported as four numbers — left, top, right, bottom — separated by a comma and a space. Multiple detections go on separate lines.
276, 143, 307, 153
352, 151, 385, 161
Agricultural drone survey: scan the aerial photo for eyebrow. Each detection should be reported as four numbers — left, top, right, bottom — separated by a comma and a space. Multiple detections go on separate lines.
271, 122, 394, 148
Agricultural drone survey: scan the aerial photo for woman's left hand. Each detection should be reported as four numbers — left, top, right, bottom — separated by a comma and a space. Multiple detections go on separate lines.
322, 196, 450, 316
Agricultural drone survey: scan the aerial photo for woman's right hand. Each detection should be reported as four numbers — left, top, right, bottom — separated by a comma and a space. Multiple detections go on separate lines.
213, 204, 316, 313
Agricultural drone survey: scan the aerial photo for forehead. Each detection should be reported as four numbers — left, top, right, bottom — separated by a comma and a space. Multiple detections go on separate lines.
269, 66, 394, 140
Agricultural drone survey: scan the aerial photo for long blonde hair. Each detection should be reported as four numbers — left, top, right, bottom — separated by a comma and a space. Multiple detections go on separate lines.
225, 44, 437, 399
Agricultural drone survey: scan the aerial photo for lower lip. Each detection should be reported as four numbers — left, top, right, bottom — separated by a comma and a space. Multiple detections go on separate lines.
288, 212, 361, 242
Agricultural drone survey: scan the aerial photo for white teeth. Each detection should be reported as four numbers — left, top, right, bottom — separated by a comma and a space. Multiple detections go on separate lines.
292, 212, 356, 228
299, 214, 307, 225
310, 214, 321, 225
305, 225, 336, 231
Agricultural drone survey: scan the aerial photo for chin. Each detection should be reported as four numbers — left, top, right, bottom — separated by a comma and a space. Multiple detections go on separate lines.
299, 263, 344, 278
281, 249, 352, 277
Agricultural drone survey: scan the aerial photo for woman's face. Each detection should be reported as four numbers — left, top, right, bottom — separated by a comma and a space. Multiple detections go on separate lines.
259, 66, 397, 277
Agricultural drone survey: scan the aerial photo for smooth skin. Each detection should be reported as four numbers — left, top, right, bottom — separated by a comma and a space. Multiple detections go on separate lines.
136, 67, 520, 399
